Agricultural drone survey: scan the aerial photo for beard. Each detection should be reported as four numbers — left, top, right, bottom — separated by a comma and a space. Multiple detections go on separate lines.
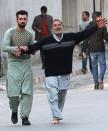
18, 23, 26, 28
53, 30, 62, 35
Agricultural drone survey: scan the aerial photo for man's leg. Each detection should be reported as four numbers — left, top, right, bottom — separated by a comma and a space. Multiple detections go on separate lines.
58, 89, 67, 112
82, 57, 87, 74
58, 75, 70, 111
45, 77, 63, 124
90, 53, 99, 89
98, 52, 106, 89
9, 96, 20, 124
20, 93, 33, 125
51, 88, 67, 124
40, 51, 45, 69
88, 53, 92, 73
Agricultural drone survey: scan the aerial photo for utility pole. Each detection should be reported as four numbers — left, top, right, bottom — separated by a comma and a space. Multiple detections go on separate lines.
93, 0, 96, 12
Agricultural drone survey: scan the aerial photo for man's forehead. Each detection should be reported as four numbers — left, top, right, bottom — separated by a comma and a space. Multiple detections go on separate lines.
53, 20, 62, 25
82, 13, 86, 16
18, 14, 27, 18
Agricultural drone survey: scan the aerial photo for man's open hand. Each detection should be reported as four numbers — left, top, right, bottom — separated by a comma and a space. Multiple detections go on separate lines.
96, 18, 107, 28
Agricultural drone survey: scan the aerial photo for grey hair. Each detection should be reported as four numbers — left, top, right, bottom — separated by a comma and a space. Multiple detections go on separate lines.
53, 19, 63, 25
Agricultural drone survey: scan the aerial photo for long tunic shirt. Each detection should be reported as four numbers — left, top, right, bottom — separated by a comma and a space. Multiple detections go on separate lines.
2, 27, 33, 97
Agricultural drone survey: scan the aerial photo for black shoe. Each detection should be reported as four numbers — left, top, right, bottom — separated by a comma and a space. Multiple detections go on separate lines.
22, 117, 31, 125
11, 112, 18, 124
94, 84, 99, 90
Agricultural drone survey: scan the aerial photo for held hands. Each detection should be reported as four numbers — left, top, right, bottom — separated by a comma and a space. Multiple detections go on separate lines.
13, 46, 28, 57
13, 47, 21, 57
20, 46, 28, 51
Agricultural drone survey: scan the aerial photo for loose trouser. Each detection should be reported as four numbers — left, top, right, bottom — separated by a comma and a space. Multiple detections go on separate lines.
45, 75, 70, 120
9, 93, 33, 119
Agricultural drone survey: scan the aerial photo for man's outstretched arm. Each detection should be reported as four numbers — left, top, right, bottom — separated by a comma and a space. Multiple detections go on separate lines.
74, 18, 107, 44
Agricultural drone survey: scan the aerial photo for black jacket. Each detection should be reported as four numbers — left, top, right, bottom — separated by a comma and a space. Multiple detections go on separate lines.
84, 21, 108, 53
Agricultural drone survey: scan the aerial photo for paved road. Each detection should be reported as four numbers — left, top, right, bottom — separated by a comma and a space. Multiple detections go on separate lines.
0, 53, 108, 131
0, 86, 108, 131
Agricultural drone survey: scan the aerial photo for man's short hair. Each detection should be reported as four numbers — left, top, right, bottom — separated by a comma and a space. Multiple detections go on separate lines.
16, 10, 28, 19
53, 19, 63, 25
82, 11, 90, 17
92, 11, 102, 20
41, 6, 47, 13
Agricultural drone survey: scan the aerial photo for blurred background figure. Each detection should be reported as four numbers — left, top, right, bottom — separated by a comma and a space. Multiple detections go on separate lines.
32, 6, 53, 69
79, 11, 92, 74
84, 11, 108, 90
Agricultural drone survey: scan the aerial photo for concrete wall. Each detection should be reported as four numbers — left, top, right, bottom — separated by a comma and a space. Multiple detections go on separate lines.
0, 0, 62, 43
0, 0, 108, 42
103, 0, 108, 19
62, 0, 77, 32
0, 0, 62, 75
62, 0, 106, 32
1, 0, 108, 75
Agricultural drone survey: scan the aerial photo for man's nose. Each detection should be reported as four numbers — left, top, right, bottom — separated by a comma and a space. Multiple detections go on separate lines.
56, 25, 60, 28
22, 19, 26, 22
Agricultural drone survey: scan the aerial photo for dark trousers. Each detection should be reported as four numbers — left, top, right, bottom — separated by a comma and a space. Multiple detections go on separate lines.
82, 54, 92, 73
82, 57, 87, 73
88, 53, 92, 73
40, 51, 45, 69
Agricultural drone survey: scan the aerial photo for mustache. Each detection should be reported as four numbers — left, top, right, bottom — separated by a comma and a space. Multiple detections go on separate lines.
56, 28, 61, 30
21, 22, 26, 24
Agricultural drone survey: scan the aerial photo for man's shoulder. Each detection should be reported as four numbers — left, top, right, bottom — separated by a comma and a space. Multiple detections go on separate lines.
35, 15, 41, 19
7, 26, 16, 32
25, 30, 33, 36
47, 14, 53, 19
43, 34, 53, 40
86, 21, 95, 29
39, 34, 53, 43
89, 21, 95, 26
5, 27, 16, 35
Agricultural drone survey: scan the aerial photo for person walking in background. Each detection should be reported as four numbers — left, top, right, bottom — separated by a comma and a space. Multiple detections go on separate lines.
2, 10, 34, 125
79, 11, 92, 74
32, 6, 53, 69
20, 18, 107, 124
84, 11, 108, 90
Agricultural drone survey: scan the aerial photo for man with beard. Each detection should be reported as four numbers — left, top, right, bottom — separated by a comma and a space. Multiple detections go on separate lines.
20, 19, 107, 124
2, 10, 33, 125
